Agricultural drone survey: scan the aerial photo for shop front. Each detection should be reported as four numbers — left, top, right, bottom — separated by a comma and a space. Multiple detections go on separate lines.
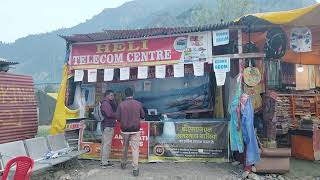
238, 3, 320, 161
52, 27, 248, 162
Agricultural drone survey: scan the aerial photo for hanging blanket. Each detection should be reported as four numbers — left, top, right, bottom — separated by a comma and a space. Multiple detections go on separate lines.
241, 98, 261, 166
229, 75, 244, 153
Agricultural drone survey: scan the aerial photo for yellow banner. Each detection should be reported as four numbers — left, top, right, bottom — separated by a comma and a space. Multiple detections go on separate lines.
49, 65, 79, 135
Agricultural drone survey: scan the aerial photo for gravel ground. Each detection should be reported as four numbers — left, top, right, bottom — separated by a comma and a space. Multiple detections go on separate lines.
32, 160, 240, 180
85, 161, 240, 180
30, 158, 320, 180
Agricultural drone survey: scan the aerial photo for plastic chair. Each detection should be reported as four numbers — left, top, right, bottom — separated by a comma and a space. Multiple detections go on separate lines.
1, 156, 34, 180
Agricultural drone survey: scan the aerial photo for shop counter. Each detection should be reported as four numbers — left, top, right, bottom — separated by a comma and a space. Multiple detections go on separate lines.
290, 128, 320, 161
65, 118, 229, 162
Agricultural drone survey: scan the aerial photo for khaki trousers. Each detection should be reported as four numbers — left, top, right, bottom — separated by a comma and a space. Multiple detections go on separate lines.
121, 131, 140, 170
101, 127, 114, 165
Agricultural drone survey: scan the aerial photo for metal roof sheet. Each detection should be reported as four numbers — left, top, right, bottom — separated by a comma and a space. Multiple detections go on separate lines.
61, 22, 239, 43
0, 72, 38, 144
0, 58, 19, 66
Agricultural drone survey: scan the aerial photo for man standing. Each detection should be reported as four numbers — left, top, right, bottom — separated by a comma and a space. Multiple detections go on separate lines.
116, 88, 145, 177
100, 90, 117, 167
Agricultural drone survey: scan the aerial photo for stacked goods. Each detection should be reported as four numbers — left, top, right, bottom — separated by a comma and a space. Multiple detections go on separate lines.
294, 95, 317, 130
299, 116, 320, 130
274, 96, 293, 134
294, 96, 316, 115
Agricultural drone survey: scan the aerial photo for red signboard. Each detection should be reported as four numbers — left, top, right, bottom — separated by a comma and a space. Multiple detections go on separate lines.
70, 36, 187, 69
65, 123, 82, 130
111, 122, 149, 160
69, 32, 213, 70
80, 122, 149, 161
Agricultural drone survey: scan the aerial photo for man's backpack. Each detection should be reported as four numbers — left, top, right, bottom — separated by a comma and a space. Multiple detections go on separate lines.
93, 101, 104, 122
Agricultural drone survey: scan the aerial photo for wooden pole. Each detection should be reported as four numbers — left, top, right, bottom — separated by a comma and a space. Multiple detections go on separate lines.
238, 29, 244, 73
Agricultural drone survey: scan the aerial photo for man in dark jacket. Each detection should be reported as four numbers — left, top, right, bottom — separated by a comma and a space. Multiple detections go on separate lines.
116, 87, 145, 176
100, 90, 117, 167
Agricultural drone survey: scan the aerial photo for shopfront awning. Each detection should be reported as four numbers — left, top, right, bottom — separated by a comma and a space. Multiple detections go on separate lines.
239, 3, 320, 65
239, 3, 320, 27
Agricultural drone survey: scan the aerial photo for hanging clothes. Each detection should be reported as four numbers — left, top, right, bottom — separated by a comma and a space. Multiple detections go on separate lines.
281, 63, 296, 85
241, 96, 261, 166
295, 65, 316, 90
315, 65, 320, 87
229, 75, 244, 153
265, 60, 281, 89
309, 65, 316, 89
214, 87, 224, 118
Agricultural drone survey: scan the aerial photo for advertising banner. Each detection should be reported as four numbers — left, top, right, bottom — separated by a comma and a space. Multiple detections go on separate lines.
69, 32, 212, 69
80, 122, 149, 161
103, 75, 210, 114
148, 121, 228, 162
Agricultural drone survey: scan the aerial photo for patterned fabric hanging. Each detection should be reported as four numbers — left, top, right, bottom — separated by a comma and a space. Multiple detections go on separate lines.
290, 27, 312, 53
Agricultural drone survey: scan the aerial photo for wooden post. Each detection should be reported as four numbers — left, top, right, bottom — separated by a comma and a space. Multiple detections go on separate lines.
238, 29, 244, 73
238, 29, 243, 54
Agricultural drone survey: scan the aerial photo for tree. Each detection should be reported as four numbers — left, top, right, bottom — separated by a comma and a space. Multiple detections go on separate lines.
44, 84, 56, 93
214, 0, 254, 22
183, 0, 254, 26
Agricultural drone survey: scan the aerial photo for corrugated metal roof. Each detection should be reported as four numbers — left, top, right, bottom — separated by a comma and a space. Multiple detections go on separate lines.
61, 22, 240, 43
0, 58, 19, 66
0, 72, 38, 144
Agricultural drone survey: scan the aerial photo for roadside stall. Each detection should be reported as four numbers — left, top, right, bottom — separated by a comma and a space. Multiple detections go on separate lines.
49, 20, 267, 164
238, 3, 320, 161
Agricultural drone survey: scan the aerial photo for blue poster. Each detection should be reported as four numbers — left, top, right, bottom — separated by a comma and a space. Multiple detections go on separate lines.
106, 75, 210, 114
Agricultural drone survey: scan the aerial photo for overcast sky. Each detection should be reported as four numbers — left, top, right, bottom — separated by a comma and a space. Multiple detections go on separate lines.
0, 0, 319, 43
0, 0, 131, 43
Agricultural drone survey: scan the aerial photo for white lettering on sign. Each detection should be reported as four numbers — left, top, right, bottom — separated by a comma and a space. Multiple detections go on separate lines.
213, 57, 230, 73
73, 50, 172, 66
213, 29, 229, 46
